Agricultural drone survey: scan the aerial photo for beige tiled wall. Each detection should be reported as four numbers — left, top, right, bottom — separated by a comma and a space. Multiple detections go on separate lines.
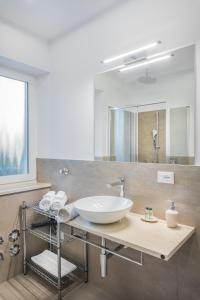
0, 188, 50, 283
37, 158, 200, 300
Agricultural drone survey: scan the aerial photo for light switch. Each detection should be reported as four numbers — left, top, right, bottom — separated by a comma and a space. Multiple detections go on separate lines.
157, 171, 174, 184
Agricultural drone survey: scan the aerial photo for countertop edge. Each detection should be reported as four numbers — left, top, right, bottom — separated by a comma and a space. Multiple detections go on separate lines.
68, 213, 195, 261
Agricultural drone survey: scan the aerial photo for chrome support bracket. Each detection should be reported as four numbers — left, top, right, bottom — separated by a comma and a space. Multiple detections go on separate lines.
66, 230, 143, 267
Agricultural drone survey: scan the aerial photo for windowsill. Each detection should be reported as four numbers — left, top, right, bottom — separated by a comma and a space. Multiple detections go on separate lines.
0, 181, 51, 196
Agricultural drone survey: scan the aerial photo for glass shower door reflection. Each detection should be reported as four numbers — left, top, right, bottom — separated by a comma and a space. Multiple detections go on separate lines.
109, 107, 137, 162
137, 103, 166, 163
109, 102, 167, 163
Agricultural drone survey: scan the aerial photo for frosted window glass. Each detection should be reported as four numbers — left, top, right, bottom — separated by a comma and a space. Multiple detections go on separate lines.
0, 76, 28, 176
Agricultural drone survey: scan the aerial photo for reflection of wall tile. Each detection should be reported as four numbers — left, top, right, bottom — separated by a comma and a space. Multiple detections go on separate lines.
94, 156, 116, 161
168, 156, 195, 165
138, 110, 166, 163
37, 158, 200, 300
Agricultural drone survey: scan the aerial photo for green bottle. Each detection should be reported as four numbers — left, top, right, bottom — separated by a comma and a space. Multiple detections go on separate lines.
149, 208, 153, 220
145, 207, 149, 220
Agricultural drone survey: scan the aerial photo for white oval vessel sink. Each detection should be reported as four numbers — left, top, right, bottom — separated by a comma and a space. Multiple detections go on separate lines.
74, 196, 133, 224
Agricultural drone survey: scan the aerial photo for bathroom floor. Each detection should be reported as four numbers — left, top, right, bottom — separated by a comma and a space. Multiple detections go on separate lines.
0, 272, 116, 300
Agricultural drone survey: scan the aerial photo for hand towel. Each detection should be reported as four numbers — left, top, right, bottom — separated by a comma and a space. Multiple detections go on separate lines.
39, 191, 56, 211
57, 203, 78, 223
51, 191, 68, 211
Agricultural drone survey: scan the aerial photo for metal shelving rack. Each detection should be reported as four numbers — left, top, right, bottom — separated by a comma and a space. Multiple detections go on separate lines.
21, 201, 88, 300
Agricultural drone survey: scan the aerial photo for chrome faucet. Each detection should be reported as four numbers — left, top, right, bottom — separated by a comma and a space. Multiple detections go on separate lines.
106, 177, 125, 197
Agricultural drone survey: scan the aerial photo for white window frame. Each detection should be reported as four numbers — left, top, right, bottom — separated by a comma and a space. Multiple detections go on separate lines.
0, 66, 36, 186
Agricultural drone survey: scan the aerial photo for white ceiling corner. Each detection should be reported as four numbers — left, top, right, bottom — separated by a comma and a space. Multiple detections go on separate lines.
0, 0, 129, 42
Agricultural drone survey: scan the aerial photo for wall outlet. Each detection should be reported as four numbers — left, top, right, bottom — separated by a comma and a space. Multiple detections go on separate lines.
157, 171, 174, 184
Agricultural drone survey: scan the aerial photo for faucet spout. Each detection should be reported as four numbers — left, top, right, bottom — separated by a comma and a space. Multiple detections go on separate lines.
106, 177, 125, 197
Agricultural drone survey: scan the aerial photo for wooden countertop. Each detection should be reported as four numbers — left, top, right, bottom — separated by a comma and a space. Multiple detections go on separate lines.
68, 213, 195, 261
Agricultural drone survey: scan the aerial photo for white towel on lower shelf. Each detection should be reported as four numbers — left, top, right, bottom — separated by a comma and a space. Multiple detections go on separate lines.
31, 250, 77, 278
57, 203, 79, 223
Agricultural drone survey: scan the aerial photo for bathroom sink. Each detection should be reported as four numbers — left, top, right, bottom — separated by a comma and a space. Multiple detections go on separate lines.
74, 196, 133, 224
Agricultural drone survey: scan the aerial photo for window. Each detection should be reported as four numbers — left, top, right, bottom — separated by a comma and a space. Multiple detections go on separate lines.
0, 71, 36, 186
0, 76, 28, 177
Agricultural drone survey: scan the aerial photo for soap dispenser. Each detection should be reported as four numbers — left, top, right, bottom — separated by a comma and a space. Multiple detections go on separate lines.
165, 200, 179, 228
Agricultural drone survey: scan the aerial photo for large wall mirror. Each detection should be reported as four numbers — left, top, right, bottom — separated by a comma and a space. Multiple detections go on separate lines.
94, 45, 195, 165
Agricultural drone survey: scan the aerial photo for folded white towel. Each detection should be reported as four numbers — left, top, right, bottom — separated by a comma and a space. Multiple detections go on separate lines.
57, 203, 78, 223
39, 191, 56, 211
51, 191, 68, 211
31, 250, 77, 278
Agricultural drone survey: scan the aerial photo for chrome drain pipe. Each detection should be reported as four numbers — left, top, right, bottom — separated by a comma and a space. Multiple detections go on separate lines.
100, 239, 125, 277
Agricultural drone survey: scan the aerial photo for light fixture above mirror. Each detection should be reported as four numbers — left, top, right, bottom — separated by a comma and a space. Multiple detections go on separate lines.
102, 41, 161, 64
119, 53, 173, 72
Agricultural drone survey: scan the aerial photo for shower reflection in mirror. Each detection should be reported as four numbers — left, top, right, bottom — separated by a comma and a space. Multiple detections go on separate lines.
94, 45, 195, 165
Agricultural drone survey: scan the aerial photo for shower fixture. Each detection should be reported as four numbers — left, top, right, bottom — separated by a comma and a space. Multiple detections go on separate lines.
138, 69, 156, 84
152, 129, 158, 148
152, 112, 160, 163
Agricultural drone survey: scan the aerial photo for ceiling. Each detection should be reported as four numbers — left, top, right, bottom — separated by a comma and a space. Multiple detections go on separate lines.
108, 45, 194, 84
0, 0, 126, 42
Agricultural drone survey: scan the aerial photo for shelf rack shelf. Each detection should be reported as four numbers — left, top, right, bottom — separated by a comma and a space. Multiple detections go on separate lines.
26, 259, 74, 288
26, 225, 58, 246
22, 201, 88, 300
26, 201, 58, 219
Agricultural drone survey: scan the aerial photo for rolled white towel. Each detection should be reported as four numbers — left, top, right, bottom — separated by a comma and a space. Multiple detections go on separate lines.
43, 191, 56, 200
39, 198, 54, 211
56, 191, 67, 201
39, 191, 56, 211
57, 203, 79, 223
51, 191, 68, 211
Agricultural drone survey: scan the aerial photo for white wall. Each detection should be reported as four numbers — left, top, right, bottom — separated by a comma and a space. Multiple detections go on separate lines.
195, 44, 200, 165
95, 70, 195, 110
0, 20, 51, 161
95, 73, 134, 157
0, 20, 50, 71
36, 0, 200, 160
